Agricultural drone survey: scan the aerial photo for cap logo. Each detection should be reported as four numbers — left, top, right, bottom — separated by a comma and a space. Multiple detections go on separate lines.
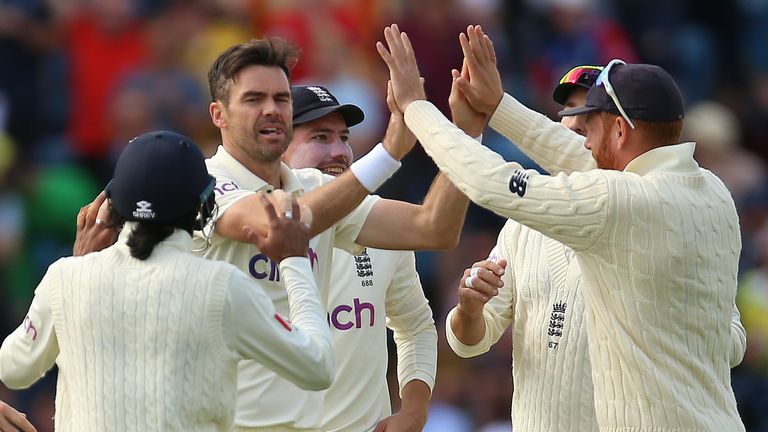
133, 200, 156, 220
307, 86, 333, 102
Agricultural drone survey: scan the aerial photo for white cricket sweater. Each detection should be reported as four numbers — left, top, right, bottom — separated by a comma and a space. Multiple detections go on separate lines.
197, 146, 378, 430
405, 98, 744, 431
446, 220, 598, 431
0, 226, 333, 432
322, 248, 436, 432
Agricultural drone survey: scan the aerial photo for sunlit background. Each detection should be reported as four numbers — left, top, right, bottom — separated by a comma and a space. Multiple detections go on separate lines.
1, 0, 768, 430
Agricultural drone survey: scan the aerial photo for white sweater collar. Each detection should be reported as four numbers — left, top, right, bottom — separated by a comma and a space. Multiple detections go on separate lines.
623, 142, 699, 176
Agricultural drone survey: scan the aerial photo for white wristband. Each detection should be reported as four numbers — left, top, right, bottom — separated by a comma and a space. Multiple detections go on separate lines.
349, 143, 402, 192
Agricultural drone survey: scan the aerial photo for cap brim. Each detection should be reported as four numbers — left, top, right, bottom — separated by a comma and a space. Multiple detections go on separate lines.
558, 104, 602, 117
293, 104, 365, 127
552, 82, 590, 105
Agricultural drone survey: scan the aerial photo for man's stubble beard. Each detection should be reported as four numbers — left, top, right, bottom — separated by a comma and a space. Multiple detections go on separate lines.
243, 127, 293, 163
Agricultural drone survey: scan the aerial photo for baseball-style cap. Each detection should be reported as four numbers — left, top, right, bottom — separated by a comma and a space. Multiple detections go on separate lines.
106, 130, 215, 223
558, 62, 684, 122
552, 65, 602, 105
291, 85, 365, 127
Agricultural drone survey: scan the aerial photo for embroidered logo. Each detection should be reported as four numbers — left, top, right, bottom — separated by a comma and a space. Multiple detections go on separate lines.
547, 301, 567, 349
355, 249, 374, 287
508, 170, 529, 197
307, 86, 334, 102
133, 200, 156, 220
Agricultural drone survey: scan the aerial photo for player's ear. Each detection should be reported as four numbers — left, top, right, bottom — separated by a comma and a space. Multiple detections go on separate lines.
210, 101, 227, 128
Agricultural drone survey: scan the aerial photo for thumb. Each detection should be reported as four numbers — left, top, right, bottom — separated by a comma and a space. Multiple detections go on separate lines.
242, 225, 266, 247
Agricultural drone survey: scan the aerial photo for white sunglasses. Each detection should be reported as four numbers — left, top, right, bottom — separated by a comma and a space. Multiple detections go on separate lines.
596, 59, 636, 130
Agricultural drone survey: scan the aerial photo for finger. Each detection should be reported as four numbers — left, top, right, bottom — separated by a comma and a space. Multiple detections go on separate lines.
464, 270, 499, 297
454, 76, 478, 101
473, 259, 505, 276
376, 41, 394, 68
474, 267, 503, 289
299, 204, 313, 229
270, 190, 293, 219
451, 68, 460, 80
383, 25, 402, 57
459, 32, 476, 68
0, 408, 36, 432
385, 80, 398, 113
288, 196, 300, 221
76, 205, 88, 230
241, 224, 267, 248
468, 25, 487, 65
256, 193, 278, 224
86, 191, 107, 227
484, 34, 496, 64
13, 414, 37, 432
400, 30, 414, 57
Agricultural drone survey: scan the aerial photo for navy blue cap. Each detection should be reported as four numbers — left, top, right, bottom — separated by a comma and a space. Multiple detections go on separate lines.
291, 85, 365, 127
106, 131, 215, 223
558, 63, 685, 122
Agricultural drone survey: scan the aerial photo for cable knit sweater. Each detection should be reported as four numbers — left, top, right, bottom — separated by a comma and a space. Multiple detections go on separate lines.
447, 221, 598, 431
0, 226, 333, 432
405, 97, 745, 431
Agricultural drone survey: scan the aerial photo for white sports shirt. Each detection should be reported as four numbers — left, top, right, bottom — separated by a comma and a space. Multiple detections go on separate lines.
322, 247, 436, 431
195, 145, 379, 430
405, 97, 745, 431
0, 226, 332, 432
446, 221, 598, 431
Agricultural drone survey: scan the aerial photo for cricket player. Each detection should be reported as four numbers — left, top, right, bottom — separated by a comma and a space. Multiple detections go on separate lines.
380, 23, 745, 430
446, 65, 604, 431
447, 64, 746, 430
197, 38, 469, 431
283, 85, 437, 432
0, 131, 334, 431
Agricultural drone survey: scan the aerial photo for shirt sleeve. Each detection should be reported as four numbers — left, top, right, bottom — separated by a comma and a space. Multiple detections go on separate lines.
445, 227, 517, 357
404, 100, 611, 252
221, 257, 334, 391
0, 265, 60, 389
489, 93, 596, 174
728, 304, 746, 367
384, 251, 437, 396
334, 194, 381, 255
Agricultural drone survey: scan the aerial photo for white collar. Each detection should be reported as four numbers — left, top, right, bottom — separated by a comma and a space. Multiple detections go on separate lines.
623, 142, 699, 176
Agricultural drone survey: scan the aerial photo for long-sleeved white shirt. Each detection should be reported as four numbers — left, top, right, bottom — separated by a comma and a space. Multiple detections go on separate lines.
405, 97, 745, 431
196, 146, 379, 430
446, 221, 598, 431
0, 226, 333, 432
322, 248, 437, 432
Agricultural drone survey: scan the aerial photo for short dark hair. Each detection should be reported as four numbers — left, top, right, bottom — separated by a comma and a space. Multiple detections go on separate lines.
599, 112, 683, 148
208, 37, 301, 105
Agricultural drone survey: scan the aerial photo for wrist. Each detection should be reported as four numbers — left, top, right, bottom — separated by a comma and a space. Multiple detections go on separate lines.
455, 303, 483, 321
349, 143, 402, 192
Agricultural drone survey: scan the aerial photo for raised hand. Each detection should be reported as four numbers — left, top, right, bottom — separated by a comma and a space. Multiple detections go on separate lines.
449, 59, 490, 137
453, 25, 504, 116
376, 24, 426, 113
73, 191, 119, 256
241, 191, 310, 262
456, 259, 507, 318
382, 80, 419, 160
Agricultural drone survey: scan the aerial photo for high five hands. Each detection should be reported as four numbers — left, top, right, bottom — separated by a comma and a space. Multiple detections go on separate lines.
377, 24, 504, 121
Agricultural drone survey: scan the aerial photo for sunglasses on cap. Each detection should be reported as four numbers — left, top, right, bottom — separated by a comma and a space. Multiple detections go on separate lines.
558, 65, 603, 87
595, 59, 636, 129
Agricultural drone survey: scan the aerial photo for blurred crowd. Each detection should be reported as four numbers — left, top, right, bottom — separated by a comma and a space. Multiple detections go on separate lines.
1, 0, 768, 430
